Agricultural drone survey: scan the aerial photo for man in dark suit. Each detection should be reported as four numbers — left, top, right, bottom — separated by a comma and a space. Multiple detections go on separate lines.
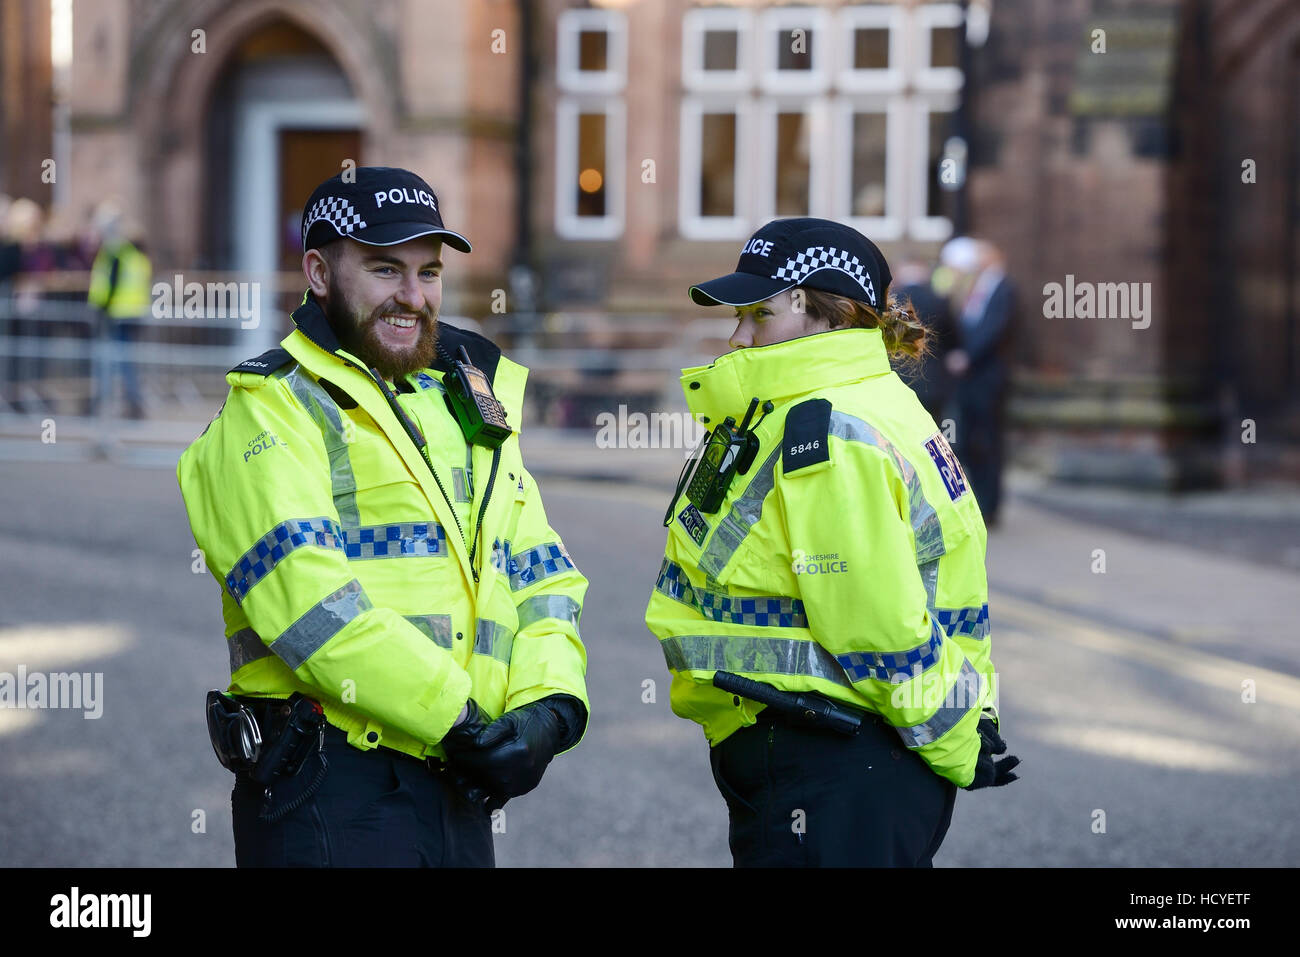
945, 241, 1015, 528
894, 259, 959, 424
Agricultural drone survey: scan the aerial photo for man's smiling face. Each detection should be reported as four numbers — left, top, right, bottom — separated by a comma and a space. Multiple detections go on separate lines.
307, 236, 444, 380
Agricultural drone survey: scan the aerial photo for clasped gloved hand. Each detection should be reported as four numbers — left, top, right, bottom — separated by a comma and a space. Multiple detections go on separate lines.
963, 714, 1021, 791
440, 698, 503, 811
441, 695, 585, 807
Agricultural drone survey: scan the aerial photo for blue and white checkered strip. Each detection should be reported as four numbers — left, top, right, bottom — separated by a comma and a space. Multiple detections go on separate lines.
507, 542, 575, 590
225, 517, 344, 604
933, 603, 989, 641
413, 372, 445, 394
834, 618, 944, 683
343, 523, 446, 560
301, 195, 367, 245
225, 519, 447, 604
771, 246, 877, 305
656, 559, 807, 628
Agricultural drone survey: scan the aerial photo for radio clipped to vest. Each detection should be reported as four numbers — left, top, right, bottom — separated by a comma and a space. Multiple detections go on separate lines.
441, 343, 511, 448
664, 396, 774, 524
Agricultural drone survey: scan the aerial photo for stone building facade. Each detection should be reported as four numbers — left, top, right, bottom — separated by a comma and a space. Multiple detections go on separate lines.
4, 0, 1296, 485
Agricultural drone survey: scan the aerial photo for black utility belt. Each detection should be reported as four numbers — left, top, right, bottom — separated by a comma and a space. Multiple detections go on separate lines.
208, 692, 448, 778
206, 691, 325, 785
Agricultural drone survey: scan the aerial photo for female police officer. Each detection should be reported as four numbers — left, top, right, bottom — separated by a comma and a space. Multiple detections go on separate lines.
645, 218, 1018, 867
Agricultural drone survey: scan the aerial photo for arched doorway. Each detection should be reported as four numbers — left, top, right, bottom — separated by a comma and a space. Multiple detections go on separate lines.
205, 19, 361, 349
133, 0, 392, 349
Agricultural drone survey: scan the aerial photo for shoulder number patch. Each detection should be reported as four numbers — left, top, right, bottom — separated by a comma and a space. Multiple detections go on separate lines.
923, 432, 969, 501
783, 398, 831, 474
229, 347, 292, 377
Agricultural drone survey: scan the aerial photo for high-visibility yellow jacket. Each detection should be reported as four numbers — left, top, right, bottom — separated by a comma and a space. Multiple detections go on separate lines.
87, 239, 152, 319
645, 326, 996, 787
177, 292, 589, 761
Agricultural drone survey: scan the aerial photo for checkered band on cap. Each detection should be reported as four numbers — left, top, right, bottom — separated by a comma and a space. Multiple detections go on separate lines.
771, 245, 877, 305
302, 196, 368, 245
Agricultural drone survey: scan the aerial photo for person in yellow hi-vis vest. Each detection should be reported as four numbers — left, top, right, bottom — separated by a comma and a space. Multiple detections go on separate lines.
646, 219, 1019, 868
86, 212, 149, 418
178, 167, 589, 867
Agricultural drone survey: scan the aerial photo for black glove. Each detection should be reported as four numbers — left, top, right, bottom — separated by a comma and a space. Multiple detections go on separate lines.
963, 715, 1021, 790
440, 699, 506, 811
443, 698, 572, 801
441, 697, 491, 752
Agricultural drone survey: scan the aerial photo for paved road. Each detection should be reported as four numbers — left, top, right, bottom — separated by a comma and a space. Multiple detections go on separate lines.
1, 457, 1297, 867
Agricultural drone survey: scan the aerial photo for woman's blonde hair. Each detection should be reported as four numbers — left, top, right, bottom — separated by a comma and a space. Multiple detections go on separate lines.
798, 285, 930, 373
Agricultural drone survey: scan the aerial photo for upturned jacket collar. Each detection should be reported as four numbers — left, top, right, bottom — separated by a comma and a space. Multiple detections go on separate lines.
680, 326, 894, 424
288, 290, 504, 385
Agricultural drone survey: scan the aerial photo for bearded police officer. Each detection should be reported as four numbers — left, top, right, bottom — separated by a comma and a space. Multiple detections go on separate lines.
179, 167, 589, 867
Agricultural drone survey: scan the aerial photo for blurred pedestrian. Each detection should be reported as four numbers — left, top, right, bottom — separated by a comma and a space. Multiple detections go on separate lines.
2, 198, 47, 411
942, 239, 1015, 528
894, 258, 959, 423
87, 204, 149, 419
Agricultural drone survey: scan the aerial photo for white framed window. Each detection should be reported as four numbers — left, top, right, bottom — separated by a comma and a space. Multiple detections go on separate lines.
835, 5, 905, 94
915, 3, 965, 93
556, 9, 627, 240
757, 6, 832, 96
679, 3, 968, 244
910, 95, 960, 241
682, 7, 754, 93
755, 98, 831, 222
679, 96, 753, 240
555, 98, 626, 240
556, 8, 628, 95
832, 97, 905, 241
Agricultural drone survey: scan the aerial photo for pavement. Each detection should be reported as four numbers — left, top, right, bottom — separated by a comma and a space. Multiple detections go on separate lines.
1, 417, 1298, 866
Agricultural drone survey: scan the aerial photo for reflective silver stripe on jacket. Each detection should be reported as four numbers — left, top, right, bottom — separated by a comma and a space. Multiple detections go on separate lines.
659, 633, 853, 688
892, 658, 981, 749
404, 613, 454, 647
829, 410, 946, 563
270, 578, 372, 670
656, 558, 807, 628
697, 448, 781, 580
228, 627, 272, 674
918, 558, 940, 607
516, 594, 582, 633
474, 618, 515, 664
284, 367, 361, 528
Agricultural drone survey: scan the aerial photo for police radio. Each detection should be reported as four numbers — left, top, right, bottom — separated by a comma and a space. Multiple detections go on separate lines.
665, 397, 774, 524
441, 344, 512, 448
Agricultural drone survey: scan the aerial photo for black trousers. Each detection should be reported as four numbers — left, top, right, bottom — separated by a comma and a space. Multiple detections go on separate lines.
231, 722, 494, 867
710, 711, 958, 867
954, 370, 1007, 523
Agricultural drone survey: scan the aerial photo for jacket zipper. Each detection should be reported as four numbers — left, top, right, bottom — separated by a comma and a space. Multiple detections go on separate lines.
296, 327, 493, 582
370, 373, 471, 565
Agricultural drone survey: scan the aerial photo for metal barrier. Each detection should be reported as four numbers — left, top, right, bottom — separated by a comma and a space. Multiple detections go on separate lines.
0, 274, 734, 458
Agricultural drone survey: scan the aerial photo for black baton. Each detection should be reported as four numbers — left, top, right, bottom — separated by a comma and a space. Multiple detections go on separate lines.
712, 671, 865, 736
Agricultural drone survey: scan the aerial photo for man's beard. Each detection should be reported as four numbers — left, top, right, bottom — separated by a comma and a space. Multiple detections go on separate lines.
323, 281, 440, 381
